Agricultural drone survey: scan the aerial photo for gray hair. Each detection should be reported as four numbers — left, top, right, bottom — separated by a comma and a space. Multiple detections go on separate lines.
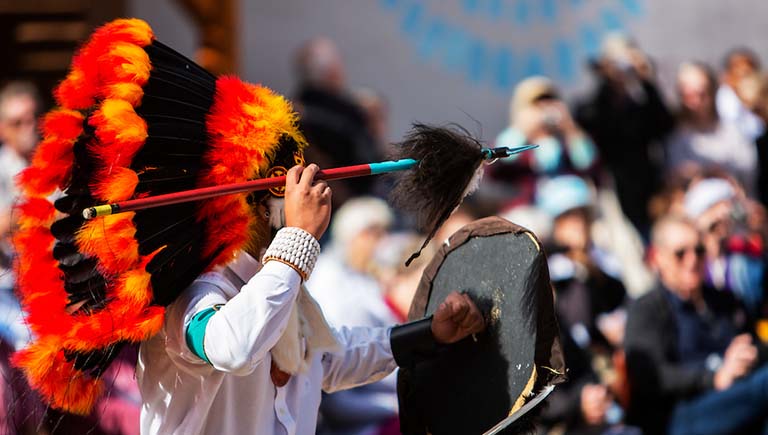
0, 81, 41, 119
294, 38, 342, 87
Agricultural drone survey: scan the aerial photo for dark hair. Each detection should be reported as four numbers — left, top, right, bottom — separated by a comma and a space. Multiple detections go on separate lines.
722, 46, 761, 72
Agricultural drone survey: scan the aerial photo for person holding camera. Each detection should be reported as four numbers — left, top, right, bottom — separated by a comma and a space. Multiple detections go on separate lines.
488, 76, 599, 211
574, 34, 675, 237
683, 176, 767, 317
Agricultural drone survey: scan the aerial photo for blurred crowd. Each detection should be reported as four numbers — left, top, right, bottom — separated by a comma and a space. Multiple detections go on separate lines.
1, 31, 767, 435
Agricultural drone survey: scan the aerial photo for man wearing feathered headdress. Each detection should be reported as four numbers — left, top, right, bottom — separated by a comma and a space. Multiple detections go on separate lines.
136, 160, 485, 434
10, 19, 486, 435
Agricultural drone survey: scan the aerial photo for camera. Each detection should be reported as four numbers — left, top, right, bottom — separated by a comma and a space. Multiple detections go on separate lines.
542, 106, 562, 130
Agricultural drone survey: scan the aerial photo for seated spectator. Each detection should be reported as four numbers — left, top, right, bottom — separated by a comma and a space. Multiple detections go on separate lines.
684, 178, 767, 316
625, 215, 768, 435
373, 232, 435, 323
751, 72, 768, 209
666, 62, 758, 196
307, 197, 400, 435
535, 176, 634, 435
499, 205, 553, 242
539, 176, 626, 350
486, 76, 599, 211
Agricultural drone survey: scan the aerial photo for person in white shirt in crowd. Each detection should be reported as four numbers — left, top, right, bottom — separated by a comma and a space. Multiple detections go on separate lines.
716, 47, 764, 142
307, 196, 401, 435
309, 197, 398, 329
666, 62, 758, 196
0, 81, 40, 350
138, 164, 486, 435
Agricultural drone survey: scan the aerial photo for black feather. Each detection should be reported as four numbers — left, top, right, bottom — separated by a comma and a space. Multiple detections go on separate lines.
389, 124, 485, 265
40, 39, 220, 379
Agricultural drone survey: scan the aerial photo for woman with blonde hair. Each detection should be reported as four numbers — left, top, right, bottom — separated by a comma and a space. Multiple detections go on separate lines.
488, 76, 599, 211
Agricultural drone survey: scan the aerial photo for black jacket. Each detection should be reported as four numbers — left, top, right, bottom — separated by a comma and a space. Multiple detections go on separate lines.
756, 132, 768, 209
574, 79, 674, 233
624, 285, 747, 433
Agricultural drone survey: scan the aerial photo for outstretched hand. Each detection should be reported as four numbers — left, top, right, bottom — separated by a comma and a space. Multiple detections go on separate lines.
431, 291, 486, 344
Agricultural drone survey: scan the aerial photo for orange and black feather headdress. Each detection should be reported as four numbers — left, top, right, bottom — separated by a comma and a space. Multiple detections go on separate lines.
12, 18, 306, 414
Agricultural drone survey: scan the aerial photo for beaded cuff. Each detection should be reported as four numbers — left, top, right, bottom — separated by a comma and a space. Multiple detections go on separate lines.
262, 227, 321, 281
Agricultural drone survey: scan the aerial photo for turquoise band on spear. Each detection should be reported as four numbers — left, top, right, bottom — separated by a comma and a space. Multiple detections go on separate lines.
369, 159, 418, 175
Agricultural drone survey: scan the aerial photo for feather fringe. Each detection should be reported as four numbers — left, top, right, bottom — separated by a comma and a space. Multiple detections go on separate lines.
75, 213, 139, 275
12, 18, 164, 415
198, 76, 306, 265
16, 109, 83, 196
55, 18, 153, 110
12, 339, 104, 415
13, 18, 303, 415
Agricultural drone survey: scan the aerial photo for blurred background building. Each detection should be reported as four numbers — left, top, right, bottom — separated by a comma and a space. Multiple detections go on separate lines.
1, 0, 767, 142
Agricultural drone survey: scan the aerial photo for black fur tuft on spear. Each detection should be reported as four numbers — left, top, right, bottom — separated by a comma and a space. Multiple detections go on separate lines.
390, 123, 486, 266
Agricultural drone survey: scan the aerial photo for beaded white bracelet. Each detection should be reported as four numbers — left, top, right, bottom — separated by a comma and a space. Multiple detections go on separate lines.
262, 227, 321, 281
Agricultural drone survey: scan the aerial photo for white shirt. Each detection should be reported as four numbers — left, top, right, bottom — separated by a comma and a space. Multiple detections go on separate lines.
307, 248, 400, 435
308, 248, 399, 330
666, 121, 758, 195
716, 84, 765, 141
137, 252, 397, 435
0, 144, 26, 212
0, 145, 27, 290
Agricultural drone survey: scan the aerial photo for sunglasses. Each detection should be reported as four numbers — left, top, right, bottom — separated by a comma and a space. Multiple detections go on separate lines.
3, 116, 35, 129
673, 244, 706, 261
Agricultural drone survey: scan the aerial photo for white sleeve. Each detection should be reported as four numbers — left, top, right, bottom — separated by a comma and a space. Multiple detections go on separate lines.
202, 261, 302, 375
321, 326, 398, 393
160, 272, 229, 367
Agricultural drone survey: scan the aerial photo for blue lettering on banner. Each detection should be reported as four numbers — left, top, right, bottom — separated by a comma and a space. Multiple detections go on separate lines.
601, 8, 624, 31
523, 51, 544, 77
621, 0, 643, 16
462, 0, 480, 14
400, 2, 424, 36
513, 0, 530, 26
540, 0, 558, 23
495, 47, 514, 90
580, 24, 601, 58
379, 0, 645, 90
488, 0, 503, 19
467, 39, 487, 83
380, 0, 398, 10
555, 39, 575, 84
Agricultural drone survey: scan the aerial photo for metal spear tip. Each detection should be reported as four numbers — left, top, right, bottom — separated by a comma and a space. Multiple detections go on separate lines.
481, 144, 538, 160
506, 144, 538, 155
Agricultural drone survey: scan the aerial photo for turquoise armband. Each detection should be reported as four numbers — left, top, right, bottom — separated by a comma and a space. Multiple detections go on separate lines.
185, 306, 219, 364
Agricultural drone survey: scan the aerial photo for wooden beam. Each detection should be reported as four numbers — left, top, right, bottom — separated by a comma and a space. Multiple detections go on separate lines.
0, 0, 90, 14
15, 20, 88, 42
176, 0, 237, 75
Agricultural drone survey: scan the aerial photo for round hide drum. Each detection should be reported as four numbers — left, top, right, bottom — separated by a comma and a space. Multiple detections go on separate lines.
398, 216, 566, 435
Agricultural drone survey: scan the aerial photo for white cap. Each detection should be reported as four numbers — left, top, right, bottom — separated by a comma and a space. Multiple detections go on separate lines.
684, 178, 735, 218
330, 196, 393, 247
